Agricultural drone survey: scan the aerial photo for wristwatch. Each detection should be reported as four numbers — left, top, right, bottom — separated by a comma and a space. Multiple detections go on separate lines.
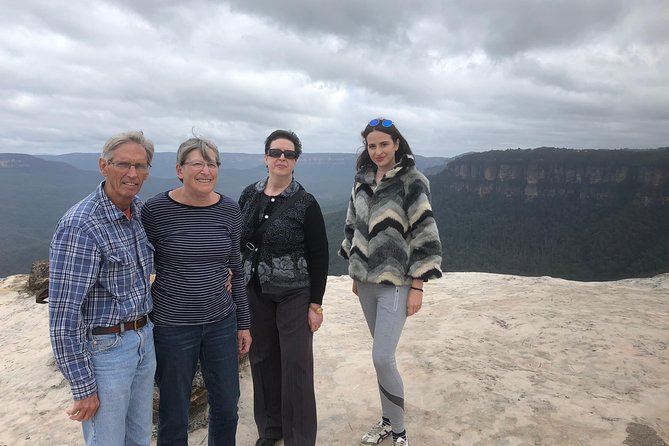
311, 306, 323, 315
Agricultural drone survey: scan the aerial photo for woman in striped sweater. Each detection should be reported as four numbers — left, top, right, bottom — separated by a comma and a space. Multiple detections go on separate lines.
339, 118, 442, 446
141, 137, 251, 446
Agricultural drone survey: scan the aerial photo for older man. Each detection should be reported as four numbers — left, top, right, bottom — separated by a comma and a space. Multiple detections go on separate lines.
49, 131, 156, 445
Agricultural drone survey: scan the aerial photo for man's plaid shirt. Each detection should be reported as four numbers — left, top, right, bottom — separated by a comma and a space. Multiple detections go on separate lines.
48, 182, 153, 400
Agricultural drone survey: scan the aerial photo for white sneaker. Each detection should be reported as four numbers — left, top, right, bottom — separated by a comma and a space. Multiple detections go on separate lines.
360, 421, 392, 445
393, 437, 409, 446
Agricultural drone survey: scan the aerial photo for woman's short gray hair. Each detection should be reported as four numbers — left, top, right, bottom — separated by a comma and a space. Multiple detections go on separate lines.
176, 137, 220, 166
101, 130, 155, 164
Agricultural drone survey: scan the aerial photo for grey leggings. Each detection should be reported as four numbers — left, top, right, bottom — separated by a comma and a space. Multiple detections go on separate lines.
357, 282, 409, 433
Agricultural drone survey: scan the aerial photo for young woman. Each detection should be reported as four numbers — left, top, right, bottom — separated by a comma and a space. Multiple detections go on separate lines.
340, 118, 442, 446
238, 129, 329, 446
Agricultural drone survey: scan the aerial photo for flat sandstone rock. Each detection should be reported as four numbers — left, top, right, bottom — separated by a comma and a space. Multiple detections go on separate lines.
1, 272, 667, 445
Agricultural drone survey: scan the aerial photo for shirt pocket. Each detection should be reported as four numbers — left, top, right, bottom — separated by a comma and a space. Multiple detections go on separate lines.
99, 248, 135, 301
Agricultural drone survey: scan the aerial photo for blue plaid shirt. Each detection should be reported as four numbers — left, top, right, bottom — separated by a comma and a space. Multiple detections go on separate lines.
49, 182, 154, 400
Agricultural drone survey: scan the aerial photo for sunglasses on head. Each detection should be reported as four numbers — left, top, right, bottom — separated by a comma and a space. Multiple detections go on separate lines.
369, 118, 393, 128
267, 148, 299, 159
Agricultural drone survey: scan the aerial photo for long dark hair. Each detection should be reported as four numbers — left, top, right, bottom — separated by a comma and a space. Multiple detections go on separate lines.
355, 118, 413, 171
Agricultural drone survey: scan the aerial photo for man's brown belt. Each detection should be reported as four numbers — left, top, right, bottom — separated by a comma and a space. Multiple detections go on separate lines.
92, 315, 148, 335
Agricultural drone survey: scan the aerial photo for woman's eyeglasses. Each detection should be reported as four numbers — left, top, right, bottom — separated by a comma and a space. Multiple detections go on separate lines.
369, 118, 393, 128
183, 161, 220, 171
267, 148, 298, 160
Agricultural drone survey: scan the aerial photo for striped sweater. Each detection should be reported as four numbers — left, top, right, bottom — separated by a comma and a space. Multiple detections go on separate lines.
141, 192, 250, 329
339, 155, 442, 285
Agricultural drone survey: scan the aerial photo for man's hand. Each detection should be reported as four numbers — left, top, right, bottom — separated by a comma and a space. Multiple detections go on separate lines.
66, 394, 100, 422
238, 329, 251, 355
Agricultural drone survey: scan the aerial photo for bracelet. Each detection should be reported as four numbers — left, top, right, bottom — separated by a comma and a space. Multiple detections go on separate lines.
410, 286, 423, 292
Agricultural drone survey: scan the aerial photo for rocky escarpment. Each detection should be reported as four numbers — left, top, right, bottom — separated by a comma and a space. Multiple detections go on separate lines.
429, 147, 669, 280
435, 147, 669, 205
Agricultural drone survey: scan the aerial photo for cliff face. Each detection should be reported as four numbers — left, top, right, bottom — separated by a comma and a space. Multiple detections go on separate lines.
429, 147, 669, 281
437, 147, 669, 205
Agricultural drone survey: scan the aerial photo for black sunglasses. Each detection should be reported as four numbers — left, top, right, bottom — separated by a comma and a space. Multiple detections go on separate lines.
267, 148, 299, 160
369, 118, 393, 128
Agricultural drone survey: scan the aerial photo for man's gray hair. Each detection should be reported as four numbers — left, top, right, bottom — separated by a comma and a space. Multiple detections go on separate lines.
100, 131, 155, 164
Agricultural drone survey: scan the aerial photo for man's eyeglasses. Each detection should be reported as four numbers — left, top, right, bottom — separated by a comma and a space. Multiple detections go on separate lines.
107, 161, 151, 173
183, 161, 220, 171
267, 148, 298, 160
369, 118, 393, 128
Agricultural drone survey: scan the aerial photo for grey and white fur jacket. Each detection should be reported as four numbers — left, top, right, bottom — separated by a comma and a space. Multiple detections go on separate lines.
339, 154, 443, 285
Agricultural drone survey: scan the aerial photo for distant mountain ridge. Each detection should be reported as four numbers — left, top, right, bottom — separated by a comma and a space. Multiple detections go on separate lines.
36, 152, 449, 180
3, 148, 668, 281
0, 154, 183, 278
0, 151, 447, 277
34, 151, 448, 213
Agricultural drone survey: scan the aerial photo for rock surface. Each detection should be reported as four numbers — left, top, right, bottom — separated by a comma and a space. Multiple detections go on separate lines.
1, 272, 667, 445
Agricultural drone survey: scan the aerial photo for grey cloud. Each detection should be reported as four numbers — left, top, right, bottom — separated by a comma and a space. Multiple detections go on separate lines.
218, 0, 630, 56
0, 0, 667, 156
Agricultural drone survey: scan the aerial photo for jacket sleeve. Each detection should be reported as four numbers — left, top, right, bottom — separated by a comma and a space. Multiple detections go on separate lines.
338, 184, 356, 259
304, 197, 329, 304
405, 176, 443, 281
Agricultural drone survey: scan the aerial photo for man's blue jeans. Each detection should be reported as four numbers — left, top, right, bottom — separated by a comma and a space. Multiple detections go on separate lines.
82, 322, 156, 446
154, 314, 240, 446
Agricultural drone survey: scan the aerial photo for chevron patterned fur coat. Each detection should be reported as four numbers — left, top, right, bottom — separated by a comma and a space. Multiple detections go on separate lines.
339, 154, 443, 285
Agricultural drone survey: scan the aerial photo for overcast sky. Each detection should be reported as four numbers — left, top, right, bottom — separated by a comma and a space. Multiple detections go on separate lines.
2, 0, 668, 157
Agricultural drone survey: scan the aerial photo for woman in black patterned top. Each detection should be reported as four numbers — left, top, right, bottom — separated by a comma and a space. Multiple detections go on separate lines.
238, 129, 329, 446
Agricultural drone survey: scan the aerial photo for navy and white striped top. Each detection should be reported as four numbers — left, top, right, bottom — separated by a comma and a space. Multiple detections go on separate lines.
141, 191, 250, 329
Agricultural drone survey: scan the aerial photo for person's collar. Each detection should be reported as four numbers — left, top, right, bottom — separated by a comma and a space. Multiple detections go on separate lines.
357, 154, 415, 184
254, 177, 299, 196
97, 181, 139, 221
384, 154, 415, 179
